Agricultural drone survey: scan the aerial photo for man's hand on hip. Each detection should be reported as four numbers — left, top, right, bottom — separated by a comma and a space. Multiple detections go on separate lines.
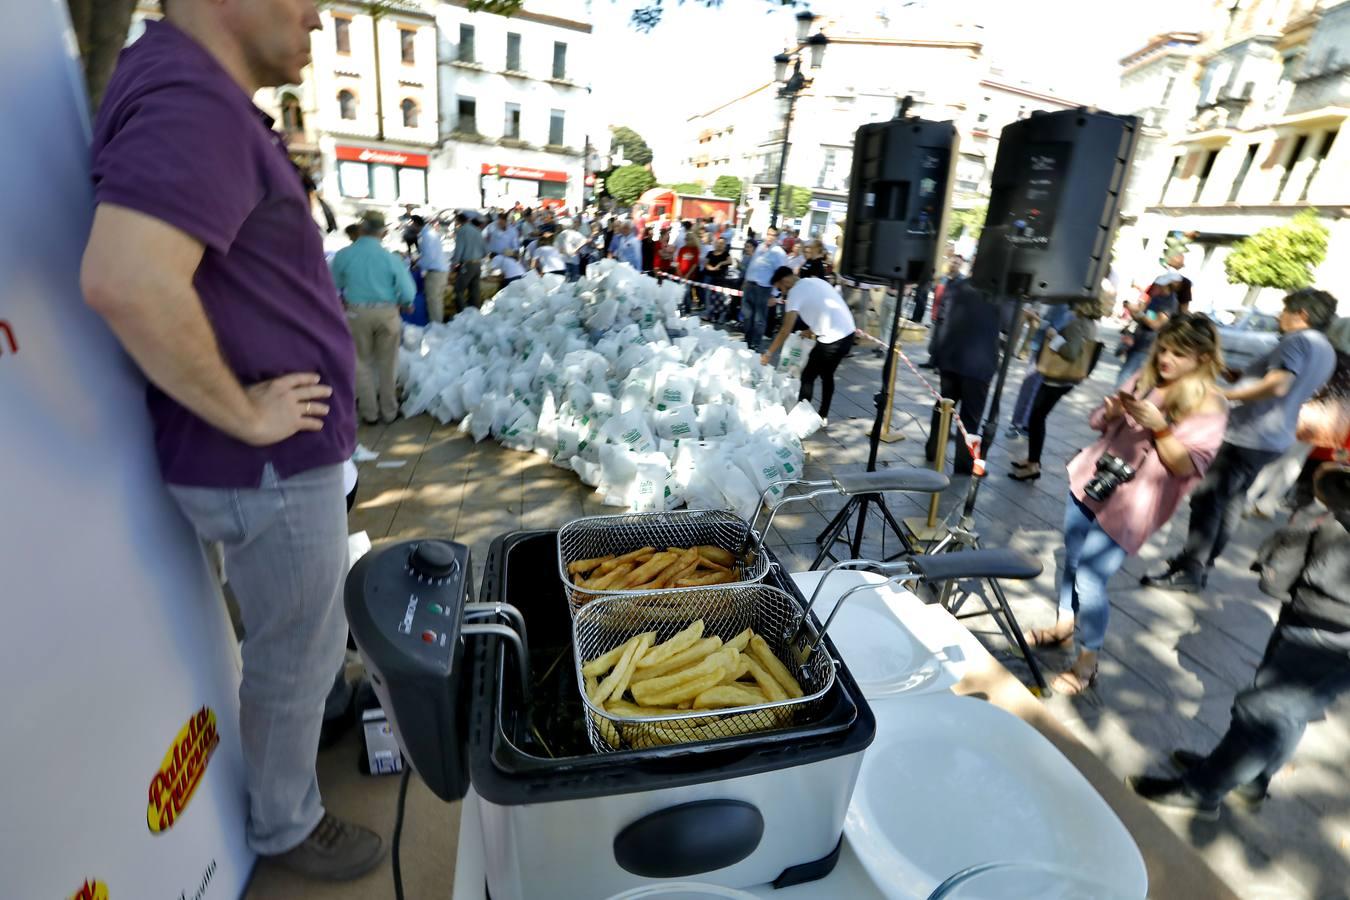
243, 373, 332, 446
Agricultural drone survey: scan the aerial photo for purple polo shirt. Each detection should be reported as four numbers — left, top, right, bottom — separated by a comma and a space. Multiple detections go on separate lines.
91, 20, 356, 488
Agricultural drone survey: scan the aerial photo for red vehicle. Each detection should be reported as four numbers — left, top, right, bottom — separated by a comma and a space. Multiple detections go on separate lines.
633, 189, 737, 233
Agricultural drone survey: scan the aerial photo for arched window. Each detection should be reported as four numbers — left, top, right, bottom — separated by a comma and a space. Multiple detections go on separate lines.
338, 89, 357, 121
280, 93, 304, 134
401, 98, 420, 128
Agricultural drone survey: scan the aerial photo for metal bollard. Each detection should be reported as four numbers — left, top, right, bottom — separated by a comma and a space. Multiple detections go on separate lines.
903, 398, 954, 543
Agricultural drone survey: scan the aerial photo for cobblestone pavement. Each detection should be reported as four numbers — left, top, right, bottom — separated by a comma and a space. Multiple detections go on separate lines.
341, 326, 1350, 900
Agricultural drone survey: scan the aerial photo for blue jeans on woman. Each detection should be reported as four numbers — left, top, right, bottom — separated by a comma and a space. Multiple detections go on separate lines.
1011, 371, 1044, 431
1060, 494, 1128, 651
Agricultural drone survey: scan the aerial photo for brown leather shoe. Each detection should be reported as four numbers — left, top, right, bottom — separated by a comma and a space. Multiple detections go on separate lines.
267, 813, 385, 881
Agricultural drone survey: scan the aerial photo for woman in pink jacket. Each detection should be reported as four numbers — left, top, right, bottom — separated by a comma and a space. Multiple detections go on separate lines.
1027, 315, 1230, 694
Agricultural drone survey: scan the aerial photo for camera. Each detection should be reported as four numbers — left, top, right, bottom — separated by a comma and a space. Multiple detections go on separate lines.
1084, 453, 1136, 502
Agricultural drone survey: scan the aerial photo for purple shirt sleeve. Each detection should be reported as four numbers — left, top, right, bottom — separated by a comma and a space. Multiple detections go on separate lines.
92, 81, 262, 254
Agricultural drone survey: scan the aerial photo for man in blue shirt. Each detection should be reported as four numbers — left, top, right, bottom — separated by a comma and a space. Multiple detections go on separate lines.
330, 211, 415, 423
1145, 289, 1339, 592
740, 226, 788, 352
613, 222, 643, 271
450, 212, 487, 310
414, 215, 449, 323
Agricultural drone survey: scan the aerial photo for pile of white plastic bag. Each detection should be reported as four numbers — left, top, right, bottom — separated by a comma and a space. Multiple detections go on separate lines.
397, 259, 824, 519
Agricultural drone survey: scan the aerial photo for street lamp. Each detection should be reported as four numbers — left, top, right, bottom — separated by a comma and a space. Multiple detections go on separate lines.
769, 21, 828, 229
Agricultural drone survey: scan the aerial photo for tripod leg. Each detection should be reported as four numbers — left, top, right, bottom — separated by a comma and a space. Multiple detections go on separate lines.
984, 575, 1048, 693
849, 495, 872, 559
811, 497, 858, 569
815, 502, 852, 547
876, 497, 918, 559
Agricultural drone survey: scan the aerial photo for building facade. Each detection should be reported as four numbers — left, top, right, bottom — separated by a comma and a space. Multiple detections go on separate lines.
1114, 32, 1205, 278
674, 8, 1083, 240
310, 1, 441, 220
1127, 0, 1349, 311
432, 0, 591, 211
131, 1, 593, 228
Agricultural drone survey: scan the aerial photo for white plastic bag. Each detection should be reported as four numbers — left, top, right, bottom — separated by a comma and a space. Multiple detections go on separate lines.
786, 399, 825, 439
654, 404, 700, 441
776, 332, 816, 377
599, 408, 657, 454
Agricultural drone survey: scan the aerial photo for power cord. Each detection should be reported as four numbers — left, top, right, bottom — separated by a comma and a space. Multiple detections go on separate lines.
392, 765, 412, 900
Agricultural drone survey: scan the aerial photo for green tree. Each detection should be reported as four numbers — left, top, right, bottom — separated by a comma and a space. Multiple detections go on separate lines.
609, 125, 654, 168
771, 184, 812, 220
1224, 210, 1330, 291
608, 165, 658, 205
712, 174, 745, 200
664, 182, 704, 194
947, 204, 987, 241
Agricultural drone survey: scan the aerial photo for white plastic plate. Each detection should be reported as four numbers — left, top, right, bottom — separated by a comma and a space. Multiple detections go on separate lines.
790, 570, 980, 698
845, 693, 1148, 900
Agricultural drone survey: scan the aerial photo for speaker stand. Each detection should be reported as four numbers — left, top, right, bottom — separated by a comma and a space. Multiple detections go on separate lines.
811, 275, 921, 569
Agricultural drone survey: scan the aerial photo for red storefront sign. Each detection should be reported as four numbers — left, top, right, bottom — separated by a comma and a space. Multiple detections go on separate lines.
480, 163, 568, 183
336, 145, 429, 168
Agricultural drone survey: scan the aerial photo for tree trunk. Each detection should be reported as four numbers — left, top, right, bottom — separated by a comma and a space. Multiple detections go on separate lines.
67, 0, 138, 115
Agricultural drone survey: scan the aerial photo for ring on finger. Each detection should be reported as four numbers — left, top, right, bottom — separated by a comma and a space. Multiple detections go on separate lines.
305, 402, 311, 415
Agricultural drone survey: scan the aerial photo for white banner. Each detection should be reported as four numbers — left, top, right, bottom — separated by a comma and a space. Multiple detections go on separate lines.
0, 2, 253, 898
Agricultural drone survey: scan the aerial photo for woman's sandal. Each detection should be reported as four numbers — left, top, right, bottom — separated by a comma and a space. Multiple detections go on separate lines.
1051, 664, 1099, 696
1024, 626, 1074, 649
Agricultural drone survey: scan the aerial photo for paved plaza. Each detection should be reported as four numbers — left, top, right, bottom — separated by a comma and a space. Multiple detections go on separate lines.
248, 325, 1350, 900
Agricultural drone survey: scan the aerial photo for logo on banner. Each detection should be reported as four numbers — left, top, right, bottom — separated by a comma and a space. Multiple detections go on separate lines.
70, 880, 109, 900
147, 707, 221, 834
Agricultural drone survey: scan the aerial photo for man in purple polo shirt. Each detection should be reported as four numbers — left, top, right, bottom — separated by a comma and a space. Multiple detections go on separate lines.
80, 0, 381, 882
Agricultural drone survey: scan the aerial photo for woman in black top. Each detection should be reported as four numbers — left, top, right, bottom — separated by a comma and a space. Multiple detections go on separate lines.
702, 237, 733, 323
798, 238, 831, 282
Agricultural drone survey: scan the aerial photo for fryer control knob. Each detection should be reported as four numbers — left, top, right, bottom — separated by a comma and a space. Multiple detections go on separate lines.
409, 541, 458, 583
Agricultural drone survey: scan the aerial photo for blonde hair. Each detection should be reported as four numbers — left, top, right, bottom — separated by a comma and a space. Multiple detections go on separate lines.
1136, 314, 1224, 421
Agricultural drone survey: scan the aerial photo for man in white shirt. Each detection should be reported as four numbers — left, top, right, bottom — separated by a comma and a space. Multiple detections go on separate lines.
740, 226, 788, 352
556, 218, 588, 281
484, 213, 520, 256
488, 252, 525, 285
761, 266, 856, 422
415, 216, 449, 323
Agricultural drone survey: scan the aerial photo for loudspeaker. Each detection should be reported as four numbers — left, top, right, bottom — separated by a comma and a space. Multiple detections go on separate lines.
969, 108, 1139, 301
840, 117, 958, 284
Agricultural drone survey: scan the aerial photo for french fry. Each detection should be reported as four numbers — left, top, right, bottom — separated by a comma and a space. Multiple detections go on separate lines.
583, 642, 628, 678
596, 547, 657, 574
605, 699, 699, 718
633, 710, 767, 748
647, 548, 697, 587
639, 620, 704, 669
719, 656, 752, 684
631, 649, 732, 703
742, 656, 788, 703
592, 710, 621, 748
607, 632, 653, 705
694, 684, 767, 709
696, 546, 736, 568
749, 635, 804, 699
584, 673, 600, 696
592, 633, 654, 704
589, 562, 635, 591
568, 554, 612, 576
695, 555, 732, 572
633, 636, 722, 680
618, 551, 679, 589
635, 668, 726, 707
726, 627, 754, 653
657, 556, 700, 589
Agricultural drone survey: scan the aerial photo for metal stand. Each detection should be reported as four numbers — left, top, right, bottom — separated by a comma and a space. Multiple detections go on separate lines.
918, 230, 1048, 693
811, 275, 920, 569
903, 398, 954, 543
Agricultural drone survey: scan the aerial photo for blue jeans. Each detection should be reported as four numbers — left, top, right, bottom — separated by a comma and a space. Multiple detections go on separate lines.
1185, 618, 1350, 803
169, 463, 350, 854
564, 260, 581, 282
741, 281, 771, 352
1116, 346, 1148, 388
1011, 371, 1044, 430
1059, 494, 1128, 651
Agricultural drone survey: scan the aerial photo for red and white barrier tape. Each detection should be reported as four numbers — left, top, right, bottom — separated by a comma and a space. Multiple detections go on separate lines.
654, 272, 746, 298
854, 328, 985, 474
